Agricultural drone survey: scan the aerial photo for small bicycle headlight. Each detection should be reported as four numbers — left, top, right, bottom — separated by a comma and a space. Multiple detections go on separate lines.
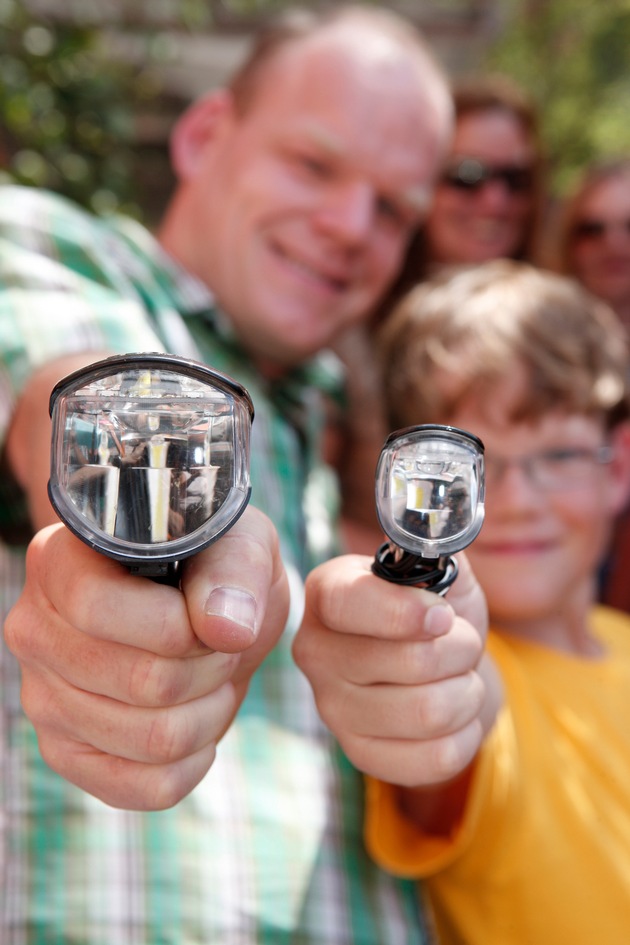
49, 353, 254, 582
372, 424, 485, 592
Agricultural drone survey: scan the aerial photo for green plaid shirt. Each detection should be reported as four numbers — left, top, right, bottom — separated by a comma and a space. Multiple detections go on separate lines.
0, 186, 430, 945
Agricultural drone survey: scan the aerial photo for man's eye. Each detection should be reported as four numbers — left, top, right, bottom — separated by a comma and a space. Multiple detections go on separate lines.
298, 154, 331, 177
376, 197, 408, 227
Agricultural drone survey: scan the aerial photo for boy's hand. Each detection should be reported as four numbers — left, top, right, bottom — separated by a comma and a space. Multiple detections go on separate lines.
293, 553, 490, 787
4, 506, 289, 810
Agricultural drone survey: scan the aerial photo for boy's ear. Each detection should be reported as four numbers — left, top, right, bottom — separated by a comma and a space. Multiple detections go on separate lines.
169, 90, 235, 180
607, 421, 630, 515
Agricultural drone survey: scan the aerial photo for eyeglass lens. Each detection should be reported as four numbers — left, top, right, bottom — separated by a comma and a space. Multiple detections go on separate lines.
442, 157, 533, 195
572, 218, 630, 240
485, 448, 611, 490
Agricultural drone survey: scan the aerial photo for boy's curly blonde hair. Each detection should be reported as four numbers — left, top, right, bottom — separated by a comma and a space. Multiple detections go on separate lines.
379, 259, 629, 431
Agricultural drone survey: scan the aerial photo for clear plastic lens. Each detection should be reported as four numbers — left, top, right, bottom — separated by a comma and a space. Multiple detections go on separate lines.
49, 359, 253, 564
375, 426, 485, 558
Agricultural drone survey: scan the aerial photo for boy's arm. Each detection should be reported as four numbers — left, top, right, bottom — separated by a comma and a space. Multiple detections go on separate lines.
396, 654, 503, 837
293, 554, 503, 823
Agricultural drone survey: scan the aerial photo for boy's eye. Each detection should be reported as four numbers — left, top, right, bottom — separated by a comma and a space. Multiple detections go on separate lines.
534, 446, 613, 487
543, 448, 582, 461
541, 448, 595, 467
485, 445, 613, 492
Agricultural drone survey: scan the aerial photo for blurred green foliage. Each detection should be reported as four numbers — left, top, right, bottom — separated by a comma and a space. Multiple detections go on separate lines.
0, 0, 161, 218
0, 0, 385, 221
0, 0, 309, 219
483, 0, 630, 195
4, 0, 629, 213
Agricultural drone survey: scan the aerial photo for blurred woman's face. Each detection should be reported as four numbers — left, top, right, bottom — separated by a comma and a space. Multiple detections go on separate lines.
568, 173, 630, 324
424, 108, 536, 265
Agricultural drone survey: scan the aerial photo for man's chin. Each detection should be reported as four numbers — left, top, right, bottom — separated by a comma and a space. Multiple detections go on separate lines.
251, 342, 315, 379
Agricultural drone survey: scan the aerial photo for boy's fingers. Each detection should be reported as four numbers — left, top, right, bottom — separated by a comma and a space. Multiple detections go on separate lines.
304, 554, 459, 643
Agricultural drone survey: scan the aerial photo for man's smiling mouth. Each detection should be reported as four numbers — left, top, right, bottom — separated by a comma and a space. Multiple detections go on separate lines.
273, 242, 349, 293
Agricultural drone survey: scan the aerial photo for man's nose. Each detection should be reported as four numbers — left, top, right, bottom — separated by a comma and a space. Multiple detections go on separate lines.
316, 181, 374, 244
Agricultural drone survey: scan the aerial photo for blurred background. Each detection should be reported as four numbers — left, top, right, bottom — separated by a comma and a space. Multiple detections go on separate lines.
2, 0, 629, 226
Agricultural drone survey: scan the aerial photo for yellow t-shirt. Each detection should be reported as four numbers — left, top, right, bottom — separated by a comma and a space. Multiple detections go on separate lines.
365, 606, 630, 945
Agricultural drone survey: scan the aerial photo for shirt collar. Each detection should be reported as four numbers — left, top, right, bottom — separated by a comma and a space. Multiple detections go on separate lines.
110, 214, 344, 400
110, 213, 215, 315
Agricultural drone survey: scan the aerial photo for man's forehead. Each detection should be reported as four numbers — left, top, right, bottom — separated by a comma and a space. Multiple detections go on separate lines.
234, 23, 448, 207
279, 115, 433, 211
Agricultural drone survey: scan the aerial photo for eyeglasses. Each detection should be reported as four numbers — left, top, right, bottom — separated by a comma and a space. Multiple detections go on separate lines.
571, 218, 630, 241
441, 157, 534, 195
485, 446, 613, 492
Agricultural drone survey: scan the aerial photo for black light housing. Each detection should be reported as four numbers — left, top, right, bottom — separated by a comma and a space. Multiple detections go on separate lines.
372, 424, 485, 593
49, 352, 254, 583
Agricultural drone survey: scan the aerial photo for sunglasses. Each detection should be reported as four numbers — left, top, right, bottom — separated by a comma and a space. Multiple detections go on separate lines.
572, 218, 630, 241
442, 157, 534, 195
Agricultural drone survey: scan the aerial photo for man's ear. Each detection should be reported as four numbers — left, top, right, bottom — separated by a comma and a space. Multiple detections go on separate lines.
607, 421, 630, 515
169, 90, 235, 180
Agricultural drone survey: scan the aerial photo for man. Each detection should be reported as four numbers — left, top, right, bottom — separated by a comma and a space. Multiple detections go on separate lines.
1, 7, 481, 943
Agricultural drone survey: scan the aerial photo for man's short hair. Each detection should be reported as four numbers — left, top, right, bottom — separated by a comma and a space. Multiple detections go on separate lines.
227, 4, 445, 115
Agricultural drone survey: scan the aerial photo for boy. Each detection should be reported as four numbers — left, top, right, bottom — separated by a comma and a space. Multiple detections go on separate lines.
293, 259, 630, 943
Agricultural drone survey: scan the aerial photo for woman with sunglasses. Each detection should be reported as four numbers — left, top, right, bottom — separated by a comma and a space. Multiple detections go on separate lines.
550, 159, 630, 615
375, 75, 546, 315
421, 74, 545, 268
553, 158, 630, 330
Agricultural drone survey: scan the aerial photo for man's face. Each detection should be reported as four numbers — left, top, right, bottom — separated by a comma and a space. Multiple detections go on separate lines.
425, 109, 535, 265
167, 31, 447, 372
449, 381, 626, 635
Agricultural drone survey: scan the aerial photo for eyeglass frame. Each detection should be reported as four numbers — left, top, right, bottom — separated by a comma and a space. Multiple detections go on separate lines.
484, 445, 614, 492
571, 217, 630, 241
441, 156, 534, 195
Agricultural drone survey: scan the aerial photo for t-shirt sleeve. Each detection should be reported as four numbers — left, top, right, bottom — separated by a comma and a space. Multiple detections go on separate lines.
364, 637, 522, 878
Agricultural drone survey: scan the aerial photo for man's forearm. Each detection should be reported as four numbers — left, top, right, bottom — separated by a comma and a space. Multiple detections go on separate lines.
6, 352, 114, 531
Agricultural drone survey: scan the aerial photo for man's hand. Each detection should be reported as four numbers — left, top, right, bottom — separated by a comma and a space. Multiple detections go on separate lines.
4, 506, 289, 810
293, 552, 496, 788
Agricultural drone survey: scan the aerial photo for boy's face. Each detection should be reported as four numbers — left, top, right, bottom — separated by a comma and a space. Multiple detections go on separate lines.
448, 374, 630, 632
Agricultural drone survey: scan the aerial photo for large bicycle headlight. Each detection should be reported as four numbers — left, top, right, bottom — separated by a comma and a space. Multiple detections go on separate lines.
49, 353, 254, 582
